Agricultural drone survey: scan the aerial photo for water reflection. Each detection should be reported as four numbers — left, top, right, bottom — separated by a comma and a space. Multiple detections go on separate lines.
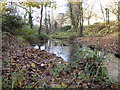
34, 40, 80, 62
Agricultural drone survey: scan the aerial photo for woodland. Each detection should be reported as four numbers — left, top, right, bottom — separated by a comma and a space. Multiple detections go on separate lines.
1, 0, 120, 89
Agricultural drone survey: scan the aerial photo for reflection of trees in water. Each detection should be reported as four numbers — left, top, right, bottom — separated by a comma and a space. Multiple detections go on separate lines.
36, 40, 82, 62
69, 43, 82, 62
38, 43, 44, 50
47, 40, 52, 52
54, 42, 58, 46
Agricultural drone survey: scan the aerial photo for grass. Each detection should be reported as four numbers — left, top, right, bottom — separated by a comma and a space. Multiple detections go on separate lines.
11, 26, 49, 44
50, 21, 118, 38
84, 21, 118, 36
50, 29, 78, 39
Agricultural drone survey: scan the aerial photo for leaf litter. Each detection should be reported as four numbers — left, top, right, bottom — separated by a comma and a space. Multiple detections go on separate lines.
2, 35, 119, 88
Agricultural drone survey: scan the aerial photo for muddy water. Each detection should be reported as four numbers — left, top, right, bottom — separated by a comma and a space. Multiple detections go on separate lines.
33, 39, 119, 81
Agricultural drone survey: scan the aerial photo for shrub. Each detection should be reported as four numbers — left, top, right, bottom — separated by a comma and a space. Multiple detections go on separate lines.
61, 25, 71, 31
2, 14, 24, 34
69, 34, 76, 40
75, 46, 107, 77
26, 34, 38, 44
15, 26, 39, 44
15, 26, 36, 35
38, 33, 49, 41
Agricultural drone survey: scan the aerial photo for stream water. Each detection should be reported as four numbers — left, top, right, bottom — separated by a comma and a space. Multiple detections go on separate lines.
34, 39, 81, 62
33, 39, 119, 81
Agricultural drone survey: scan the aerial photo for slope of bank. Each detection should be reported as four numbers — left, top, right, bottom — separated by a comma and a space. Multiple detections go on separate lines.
74, 32, 119, 55
74, 32, 119, 81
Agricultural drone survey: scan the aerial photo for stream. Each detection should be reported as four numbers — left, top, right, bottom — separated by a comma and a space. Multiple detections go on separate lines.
34, 39, 81, 62
33, 39, 119, 81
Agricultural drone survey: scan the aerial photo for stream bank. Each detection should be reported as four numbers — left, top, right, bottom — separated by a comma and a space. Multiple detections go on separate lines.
34, 39, 119, 81
2, 35, 119, 88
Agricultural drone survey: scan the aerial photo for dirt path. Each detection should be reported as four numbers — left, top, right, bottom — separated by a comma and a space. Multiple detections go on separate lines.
74, 32, 119, 55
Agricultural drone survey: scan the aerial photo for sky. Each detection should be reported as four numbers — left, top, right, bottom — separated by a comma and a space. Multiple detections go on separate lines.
2, 0, 119, 25
53, 0, 118, 25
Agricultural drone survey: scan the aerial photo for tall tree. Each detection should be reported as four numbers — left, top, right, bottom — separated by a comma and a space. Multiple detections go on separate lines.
28, 6, 33, 28
118, 1, 120, 30
44, 6, 48, 34
68, 2, 77, 30
79, 1, 83, 37
105, 8, 110, 32
38, 4, 43, 35
100, 3, 106, 22
48, 11, 51, 33
67, 0, 83, 36
84, 2, 95, 25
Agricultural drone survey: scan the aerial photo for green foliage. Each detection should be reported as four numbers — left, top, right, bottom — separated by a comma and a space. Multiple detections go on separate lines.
15, 26, 38, 44
50, 29, 77, 39
69, 33, 76, 40
15, 26, 36, 35
119, 33, 120, 38
2, 32, 11, 38
49, 46, 114, 87
51, 63, 67, 76
75, 46, 107, 77
84, 21, 117, 36
38, 33, 49, 40
61, 25, 71, 31
27, 34, 38, 44
2, 14, 24, 34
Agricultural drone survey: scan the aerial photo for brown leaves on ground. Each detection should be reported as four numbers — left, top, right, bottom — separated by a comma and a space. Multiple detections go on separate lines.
2, 35, 65, 88
74, 32, 119, 54
2, 35, 119, 88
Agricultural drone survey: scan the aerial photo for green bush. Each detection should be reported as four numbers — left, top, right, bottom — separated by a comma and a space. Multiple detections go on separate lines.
2, 14, 24, 34
15, 26, 39, 44
15, 26, 36, 35
2, 32, 11, 38
61, 25, 71, 31
75, 46, 107, 77
69, 34, 77, 40
38, 33, 49, 41
26, 34, 38, 44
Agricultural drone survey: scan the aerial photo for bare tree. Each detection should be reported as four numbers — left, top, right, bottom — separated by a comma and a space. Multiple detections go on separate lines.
100, 3, 106, 22
84, 3, 95, 25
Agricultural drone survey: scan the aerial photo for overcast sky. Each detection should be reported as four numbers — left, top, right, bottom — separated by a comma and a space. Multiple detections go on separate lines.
3, 0, 118, 25
53, 0, 118, 24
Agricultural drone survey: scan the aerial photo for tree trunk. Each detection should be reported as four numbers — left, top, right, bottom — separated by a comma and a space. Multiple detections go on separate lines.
38, 5, 43, 35
79, 2, 84, 37
68, 3, 76, 30
100, 3, 105, 22
28, 6, 33, 28
48, 13, 51, 34
105, 8, 110, 32
44, 6, 48, 34
118, 1, 120, 32
88, 19, 90, 25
